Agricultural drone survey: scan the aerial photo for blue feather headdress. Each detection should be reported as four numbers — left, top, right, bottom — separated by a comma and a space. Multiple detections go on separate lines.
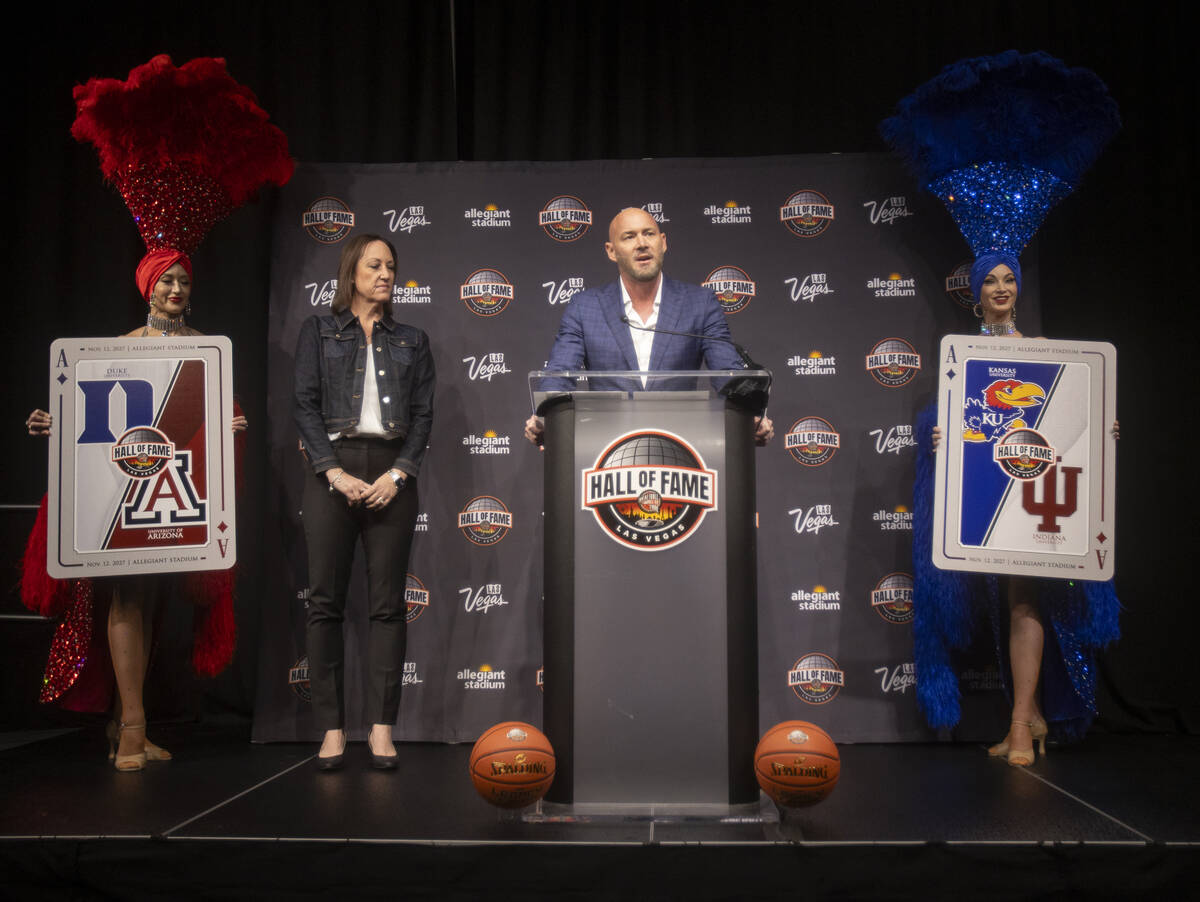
881, 51, 1120, 276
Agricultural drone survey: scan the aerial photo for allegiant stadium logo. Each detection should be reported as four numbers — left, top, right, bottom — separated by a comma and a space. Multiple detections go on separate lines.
702, 265, 756, 314
538, 195, 593, 242
581, 430, 718, 551
301, 197, 356, 244
780, 189, 835, 238
461, 268, 515, 317
457, 495, 514, 545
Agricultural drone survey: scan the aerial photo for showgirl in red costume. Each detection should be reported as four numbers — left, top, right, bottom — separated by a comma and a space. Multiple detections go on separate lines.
23, 55, 292, 772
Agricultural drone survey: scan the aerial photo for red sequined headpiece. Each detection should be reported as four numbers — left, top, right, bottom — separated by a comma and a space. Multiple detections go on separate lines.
71, 55, 294, 296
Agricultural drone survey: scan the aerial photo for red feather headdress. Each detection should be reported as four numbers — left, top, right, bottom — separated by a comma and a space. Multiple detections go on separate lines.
71, 54, 294, 295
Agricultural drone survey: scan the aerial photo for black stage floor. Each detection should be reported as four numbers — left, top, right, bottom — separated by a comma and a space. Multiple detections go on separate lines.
1, 723, 1196, 900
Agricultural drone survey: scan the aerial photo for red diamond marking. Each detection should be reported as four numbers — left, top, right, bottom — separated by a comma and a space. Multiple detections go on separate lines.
1096, 532, 1106, 543
218, 522, 228, 533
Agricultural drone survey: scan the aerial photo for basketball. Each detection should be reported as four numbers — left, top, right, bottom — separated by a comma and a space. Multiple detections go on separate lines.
469, 721, 556, 808
754, 720, 840, 807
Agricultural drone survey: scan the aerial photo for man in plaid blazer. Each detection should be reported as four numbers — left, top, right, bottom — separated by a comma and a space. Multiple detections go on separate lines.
525, 207, 773, 445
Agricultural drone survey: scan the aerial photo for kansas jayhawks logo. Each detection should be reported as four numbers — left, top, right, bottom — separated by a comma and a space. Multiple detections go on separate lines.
962, 379, 1045, 443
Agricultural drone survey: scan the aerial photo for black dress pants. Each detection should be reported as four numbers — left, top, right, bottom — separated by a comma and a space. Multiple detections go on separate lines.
303, 437, 417, 731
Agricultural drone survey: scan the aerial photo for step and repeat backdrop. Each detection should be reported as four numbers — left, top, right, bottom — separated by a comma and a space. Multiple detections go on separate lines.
253, 155, 1041, 744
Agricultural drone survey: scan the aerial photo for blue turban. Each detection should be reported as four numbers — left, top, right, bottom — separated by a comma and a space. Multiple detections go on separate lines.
970, 253, 1022, 302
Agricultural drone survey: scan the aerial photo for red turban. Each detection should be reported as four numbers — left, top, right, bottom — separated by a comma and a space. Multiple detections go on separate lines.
135, 249, 193, 301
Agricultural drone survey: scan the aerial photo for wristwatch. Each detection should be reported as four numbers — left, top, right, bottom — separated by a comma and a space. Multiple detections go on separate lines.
388, 468, 405, 486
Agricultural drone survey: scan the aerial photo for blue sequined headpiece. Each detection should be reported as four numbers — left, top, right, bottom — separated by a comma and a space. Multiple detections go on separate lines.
881, 51, 1120, 288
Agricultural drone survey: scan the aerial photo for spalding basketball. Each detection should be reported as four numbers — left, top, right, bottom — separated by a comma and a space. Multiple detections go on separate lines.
469, 721, 556, 809
754, 720, 840, 806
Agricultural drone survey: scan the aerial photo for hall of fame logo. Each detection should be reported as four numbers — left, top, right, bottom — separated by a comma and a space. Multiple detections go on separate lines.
870, 572, 914, 624
945, 260, 974, 308
538, 195, 592, 242
460, 269, 515, 317
780, 189, 835, 238
288, 656, 311, 702
111, 426, 174, 478
865, 338, 921, 388
788, 652, 845, 704
785, 417, 841, 467
702, 265, 756, 314
993, 428, 1056, 480
405, 573, 430, 623
581, 430, 718, 551
457, 495, 514, 545
301, 197, 356, 244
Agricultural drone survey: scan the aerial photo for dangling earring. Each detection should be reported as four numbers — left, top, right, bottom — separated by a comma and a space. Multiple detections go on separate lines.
972, 302, 983, 319
185, 302, 192, 318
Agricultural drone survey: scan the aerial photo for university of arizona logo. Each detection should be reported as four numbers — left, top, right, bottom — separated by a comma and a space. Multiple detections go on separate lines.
581, 430, 717, 551
78, 364, 207, 537
962, 379, 1046, 443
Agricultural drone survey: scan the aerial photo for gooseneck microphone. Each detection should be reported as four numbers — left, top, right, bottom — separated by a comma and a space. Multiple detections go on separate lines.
618, 315, 772, 414
618, 315, 764, 371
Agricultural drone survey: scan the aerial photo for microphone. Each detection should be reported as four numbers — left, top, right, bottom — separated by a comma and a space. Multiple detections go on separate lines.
618, 316, 771, 414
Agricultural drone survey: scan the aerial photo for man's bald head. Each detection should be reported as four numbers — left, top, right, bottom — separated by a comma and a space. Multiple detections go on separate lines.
606, 208, 668, 285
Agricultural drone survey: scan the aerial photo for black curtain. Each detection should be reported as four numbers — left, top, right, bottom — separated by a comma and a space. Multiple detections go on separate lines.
6, 0, 1194, 732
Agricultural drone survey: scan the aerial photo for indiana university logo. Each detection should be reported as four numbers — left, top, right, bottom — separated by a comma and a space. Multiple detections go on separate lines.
1021, 464, 1082, 533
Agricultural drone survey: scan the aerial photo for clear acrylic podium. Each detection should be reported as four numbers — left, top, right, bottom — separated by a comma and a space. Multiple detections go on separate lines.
528, 369, 769, 819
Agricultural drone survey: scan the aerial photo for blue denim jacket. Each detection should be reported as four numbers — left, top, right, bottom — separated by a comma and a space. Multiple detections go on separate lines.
294, 310, 435, 477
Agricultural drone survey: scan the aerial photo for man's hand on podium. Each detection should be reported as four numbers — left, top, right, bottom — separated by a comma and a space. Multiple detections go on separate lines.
754, 415, 774, 446
524, 414, 545, 447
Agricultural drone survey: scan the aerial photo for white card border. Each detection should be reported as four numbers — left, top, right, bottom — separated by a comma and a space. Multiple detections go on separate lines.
933, 335, 1116, 580
46, 336, 237, 577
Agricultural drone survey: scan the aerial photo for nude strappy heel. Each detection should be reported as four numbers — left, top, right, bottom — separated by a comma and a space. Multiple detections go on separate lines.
113, 722, 148, 773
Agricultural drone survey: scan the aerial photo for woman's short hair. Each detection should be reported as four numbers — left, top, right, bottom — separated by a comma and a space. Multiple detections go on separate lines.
331, 234, 398, 313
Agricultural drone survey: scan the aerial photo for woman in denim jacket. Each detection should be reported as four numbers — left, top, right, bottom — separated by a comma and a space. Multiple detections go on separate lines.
293, 234, 435, 770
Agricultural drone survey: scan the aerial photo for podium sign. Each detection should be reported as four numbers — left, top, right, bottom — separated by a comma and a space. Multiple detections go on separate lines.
46, 337, 237, 578
933, 336, 1116, 580
534, 371, 763, 809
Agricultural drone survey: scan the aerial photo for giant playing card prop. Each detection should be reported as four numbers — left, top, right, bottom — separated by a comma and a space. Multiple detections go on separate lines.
46, 337, 236, 577
933, 336, 1116, 579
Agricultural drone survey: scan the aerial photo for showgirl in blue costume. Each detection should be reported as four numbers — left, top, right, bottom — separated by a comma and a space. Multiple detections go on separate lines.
881, 51, 1122, 765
